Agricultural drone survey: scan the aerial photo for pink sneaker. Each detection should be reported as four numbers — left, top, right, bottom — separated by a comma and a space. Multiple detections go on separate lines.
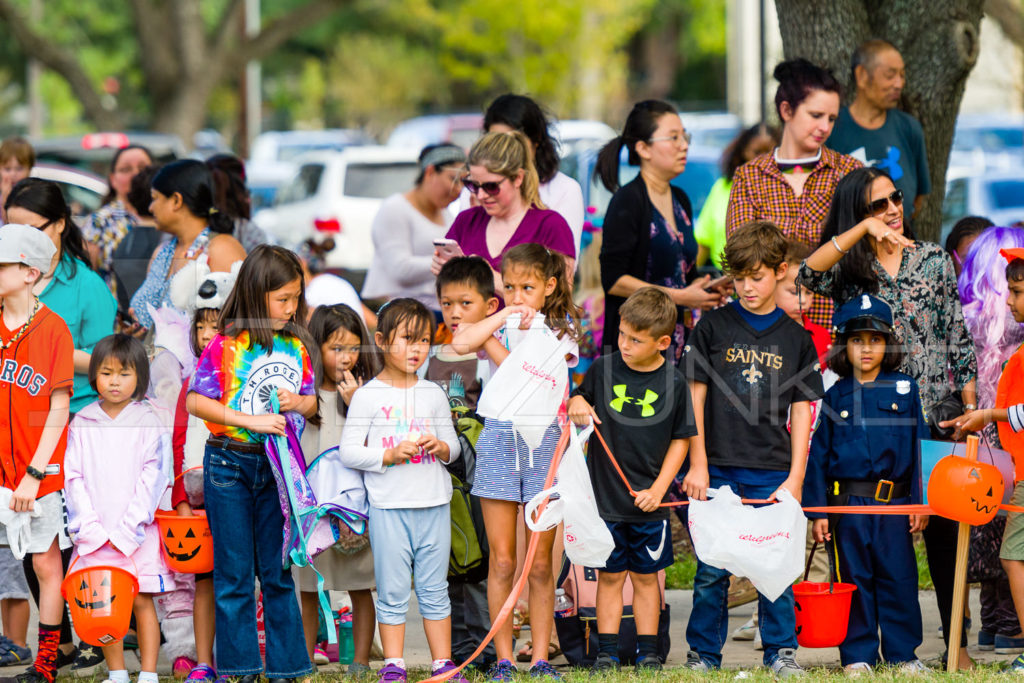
173, 657, 198, 679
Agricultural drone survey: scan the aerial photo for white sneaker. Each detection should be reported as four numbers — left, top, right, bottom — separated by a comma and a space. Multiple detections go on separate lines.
683, 650, 708, 672
732, 617, 758, 641
898, 659, 930, 675
770, 648, 804, 678
843, 662, 872, 677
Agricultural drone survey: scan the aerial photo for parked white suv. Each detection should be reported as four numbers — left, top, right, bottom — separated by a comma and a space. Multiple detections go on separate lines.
252, 146, 420, 270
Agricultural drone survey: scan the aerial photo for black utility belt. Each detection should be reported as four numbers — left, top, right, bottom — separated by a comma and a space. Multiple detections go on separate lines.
831, 479, 910, 503
206, 436, 264, 454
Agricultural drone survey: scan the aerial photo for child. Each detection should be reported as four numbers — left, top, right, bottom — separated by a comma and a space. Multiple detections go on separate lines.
0, 223, 74, 683
804, 295, 928, 674
340, 298, 462, 683
426, 257, 499, 668
775, 240, 832, 367
680, 220, 823, 676
186, 245, 318, 681
64, 334, 174, 683
942, 247, 1024, 672
297, 304, 379, 675
567, 287, 696, 671
167, 257, 240, 683
451, 243, 581, 680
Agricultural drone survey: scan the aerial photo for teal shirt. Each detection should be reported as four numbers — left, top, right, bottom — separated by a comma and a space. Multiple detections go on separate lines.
39, 255, 117, 413
693, 177, 731, 268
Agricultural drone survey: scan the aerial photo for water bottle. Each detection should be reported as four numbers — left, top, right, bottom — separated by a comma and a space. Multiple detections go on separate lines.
337, 608, 355, 665
554, 588, 574, 619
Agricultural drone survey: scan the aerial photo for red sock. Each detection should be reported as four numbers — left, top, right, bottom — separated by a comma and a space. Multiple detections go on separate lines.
33, 623, 60, 683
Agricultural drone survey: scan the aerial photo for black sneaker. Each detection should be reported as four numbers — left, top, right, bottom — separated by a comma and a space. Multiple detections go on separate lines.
11, 669, 47, 683
70, 645, 104, 678
591, 653, 619, 672
635, 654, 662, 671
55, 646, 78, 671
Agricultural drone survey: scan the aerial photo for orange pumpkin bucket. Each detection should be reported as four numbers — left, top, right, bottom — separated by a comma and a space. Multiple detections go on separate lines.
155, 510, 214, 573
793, 541, 857, 648
61, 558, 138, 647
927, 454, 1004, 525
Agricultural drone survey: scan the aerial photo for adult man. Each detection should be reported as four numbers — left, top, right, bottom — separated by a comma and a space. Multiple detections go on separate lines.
828, 39, 930, 217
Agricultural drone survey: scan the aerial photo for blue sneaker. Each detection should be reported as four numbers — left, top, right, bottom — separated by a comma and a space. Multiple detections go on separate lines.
980, 630, 996, 651
528, 660, 560, 680
0, 640, 31, 667
997, 634, 1024, 655
488, 659, 518, 682
1008, 653, 1024, 672
185, 664, 217, 683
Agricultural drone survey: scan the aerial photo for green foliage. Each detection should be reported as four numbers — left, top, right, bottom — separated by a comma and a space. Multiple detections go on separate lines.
915, 538, 933, 590
665, 552, 697, 590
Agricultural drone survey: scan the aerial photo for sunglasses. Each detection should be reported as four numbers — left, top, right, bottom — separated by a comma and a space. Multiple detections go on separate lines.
463, 177, 508, 196
866, 189, 903, 215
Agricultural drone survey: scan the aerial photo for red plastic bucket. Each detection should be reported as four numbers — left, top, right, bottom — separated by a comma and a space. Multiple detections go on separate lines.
793, 580, 857, 648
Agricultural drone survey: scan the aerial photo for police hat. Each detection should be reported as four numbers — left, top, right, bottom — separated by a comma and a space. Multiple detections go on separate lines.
833, 294, 894, 335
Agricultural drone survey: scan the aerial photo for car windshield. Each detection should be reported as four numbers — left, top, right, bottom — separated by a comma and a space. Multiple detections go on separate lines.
954, 127, 1024, 153
344, 163, 419, 199
277, 142, 356, 162
276, 164, 324, 204
990, 179, 1024, 209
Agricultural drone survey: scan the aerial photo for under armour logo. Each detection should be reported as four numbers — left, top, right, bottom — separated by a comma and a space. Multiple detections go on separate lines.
609, 384, 659, 417
741, 363, 763, 385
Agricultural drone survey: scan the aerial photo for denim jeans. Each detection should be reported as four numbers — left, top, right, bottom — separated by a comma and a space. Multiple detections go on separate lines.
204, 445, 312, 678
685, 470, 796, 668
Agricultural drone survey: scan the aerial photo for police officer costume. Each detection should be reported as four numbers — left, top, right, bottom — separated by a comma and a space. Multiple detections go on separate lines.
804, 295, 926, 666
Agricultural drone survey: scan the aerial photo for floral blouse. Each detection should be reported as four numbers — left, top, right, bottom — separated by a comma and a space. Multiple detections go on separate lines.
645, 197, 696, 363
797, 241, 976, 416
84, 199, 138, 281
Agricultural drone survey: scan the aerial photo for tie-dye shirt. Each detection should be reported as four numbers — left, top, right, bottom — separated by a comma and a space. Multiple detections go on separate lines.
190, 331, 315, 442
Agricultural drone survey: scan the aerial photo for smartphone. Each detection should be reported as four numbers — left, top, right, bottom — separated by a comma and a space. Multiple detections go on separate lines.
433, 238, 462, 259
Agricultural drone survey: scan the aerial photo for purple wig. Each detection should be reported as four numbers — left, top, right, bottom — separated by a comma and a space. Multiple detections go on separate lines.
958, 226, 1024, 421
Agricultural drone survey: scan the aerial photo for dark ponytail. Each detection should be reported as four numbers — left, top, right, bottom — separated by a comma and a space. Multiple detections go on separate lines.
596, 99, 679, 192
151, 159, 235, 234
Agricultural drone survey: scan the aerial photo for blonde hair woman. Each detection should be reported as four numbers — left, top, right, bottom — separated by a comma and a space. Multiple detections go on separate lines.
433, 131, 576, 285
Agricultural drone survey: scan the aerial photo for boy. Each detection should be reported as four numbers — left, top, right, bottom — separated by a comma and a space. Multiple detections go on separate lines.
0, 223, 74, 683
681, 220, 823, 677
567, 287, 696, 671
941, 247, 1024, 672
424, 256, 499, 669
775, 240, 832, 367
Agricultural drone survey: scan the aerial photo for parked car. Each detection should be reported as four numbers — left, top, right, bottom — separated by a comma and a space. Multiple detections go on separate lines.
30, 163, 108, 223
941, 169, 1024, 243
550, 119, 617, 158
31, 131, 185, 176
949, 113, 1024, 173
252, 146, 420, 270
386, 114, 484, 152
249, 129, 374, 164
680, 112, 743, 149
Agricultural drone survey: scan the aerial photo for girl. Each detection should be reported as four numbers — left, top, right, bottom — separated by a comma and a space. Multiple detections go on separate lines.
340, 298, 462, 683
803, 295, 928, 675
451, 243, 581, 680
65, 334, 174, 683
296, 304, 380, 675
186, 244, 318, 681
166, 257, 240, 682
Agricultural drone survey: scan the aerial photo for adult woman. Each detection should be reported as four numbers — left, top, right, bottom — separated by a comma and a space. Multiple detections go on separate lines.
0, 137, 34, 222
463, 94, 585, 261
694, 123, 777, 269
4, 177, 117, 671
798, 166, 977, 668
597, 100, 722, 362
84, 145, 153, 284
363, 144, 466, 312
440, 131, 575, 279
129, 159, 246, 331
727, 59, 861, 328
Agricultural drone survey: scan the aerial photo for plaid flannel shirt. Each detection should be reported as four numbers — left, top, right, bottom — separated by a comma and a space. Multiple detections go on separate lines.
725, 147, 862, 328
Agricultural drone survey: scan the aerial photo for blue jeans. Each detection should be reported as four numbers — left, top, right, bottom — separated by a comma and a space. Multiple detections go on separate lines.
204, 445, 312, 678
685, 470, 796, 668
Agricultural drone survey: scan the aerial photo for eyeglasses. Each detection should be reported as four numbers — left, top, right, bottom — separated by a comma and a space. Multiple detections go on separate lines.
648, 132, 692, 146
463, 177, 508, 196
866, 189, 904, 215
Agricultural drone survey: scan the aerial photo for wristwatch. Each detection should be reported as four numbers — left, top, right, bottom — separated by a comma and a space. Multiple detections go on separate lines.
25, 466, 45, 481
964, 404, 977, 412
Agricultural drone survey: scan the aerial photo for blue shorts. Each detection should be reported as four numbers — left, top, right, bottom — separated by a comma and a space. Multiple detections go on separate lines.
602, 519, 673, 574
471, 419, 559, 504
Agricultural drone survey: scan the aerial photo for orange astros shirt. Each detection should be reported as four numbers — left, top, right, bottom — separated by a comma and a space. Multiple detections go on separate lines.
0, 304, 74, 498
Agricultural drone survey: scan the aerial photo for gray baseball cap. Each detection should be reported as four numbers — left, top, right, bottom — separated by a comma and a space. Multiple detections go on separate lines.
0, 223, 56, 274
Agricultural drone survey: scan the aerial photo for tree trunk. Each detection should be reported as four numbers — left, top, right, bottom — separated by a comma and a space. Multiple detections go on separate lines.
775, 0, 985, 242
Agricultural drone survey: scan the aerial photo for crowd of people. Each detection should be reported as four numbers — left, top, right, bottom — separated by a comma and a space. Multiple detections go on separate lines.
0, 37, 1023, 683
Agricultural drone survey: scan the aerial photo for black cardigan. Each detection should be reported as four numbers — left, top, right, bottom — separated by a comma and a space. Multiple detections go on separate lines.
598, 174, 694, 353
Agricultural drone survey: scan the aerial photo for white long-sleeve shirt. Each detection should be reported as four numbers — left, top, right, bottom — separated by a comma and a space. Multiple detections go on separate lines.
340, 378, 460, 509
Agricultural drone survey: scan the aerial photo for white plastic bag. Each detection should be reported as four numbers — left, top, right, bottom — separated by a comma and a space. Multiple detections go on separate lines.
524, 425, 614, 567
687, 486, 806, 602
477, 314, 567, 452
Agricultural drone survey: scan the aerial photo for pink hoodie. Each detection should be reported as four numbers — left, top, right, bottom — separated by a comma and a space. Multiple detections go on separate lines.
65, 400, 175, 594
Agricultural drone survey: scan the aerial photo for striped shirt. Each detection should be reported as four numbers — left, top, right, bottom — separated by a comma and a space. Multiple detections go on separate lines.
726, 147, 862, 328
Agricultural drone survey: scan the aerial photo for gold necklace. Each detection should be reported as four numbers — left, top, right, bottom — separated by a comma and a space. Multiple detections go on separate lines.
0, 297, 41, 351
